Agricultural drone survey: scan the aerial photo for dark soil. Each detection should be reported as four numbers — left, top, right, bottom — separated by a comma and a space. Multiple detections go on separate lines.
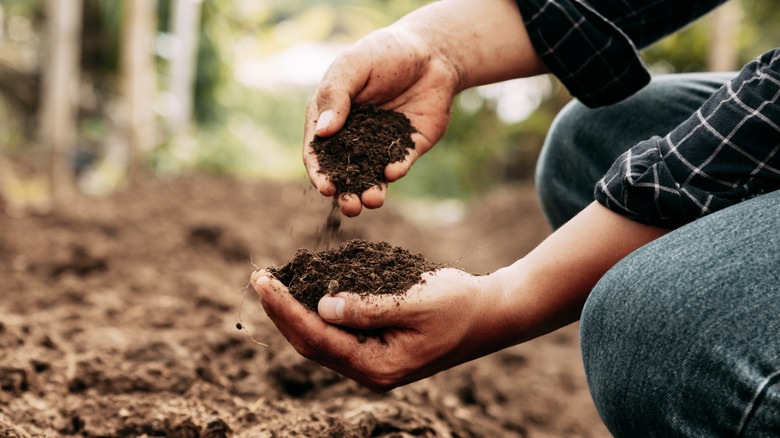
0, 172, 610, 437
268, 239, 444, 312
310, 104, 417, 197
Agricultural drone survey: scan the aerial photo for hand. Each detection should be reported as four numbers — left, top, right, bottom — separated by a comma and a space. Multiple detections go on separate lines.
303, 0, 545, 217
251, 204, 669, 391
303, 25, 460, 217
251, 268, 509, 392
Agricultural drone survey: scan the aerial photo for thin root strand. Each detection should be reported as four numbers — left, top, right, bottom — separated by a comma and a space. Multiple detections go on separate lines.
236, 280, 269, 347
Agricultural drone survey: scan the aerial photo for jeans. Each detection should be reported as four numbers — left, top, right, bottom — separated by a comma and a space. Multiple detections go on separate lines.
536, 73, 780, 437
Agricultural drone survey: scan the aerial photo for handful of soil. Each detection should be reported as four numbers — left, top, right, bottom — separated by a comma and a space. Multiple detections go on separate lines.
268, 239, 443, 312
310, 104, 417, 197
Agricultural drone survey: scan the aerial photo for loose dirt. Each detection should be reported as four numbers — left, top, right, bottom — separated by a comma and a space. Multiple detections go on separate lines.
268, 239, 444, 312
310, 104, 416, 197
0, 173, 610, 437
300, 104, 438, 315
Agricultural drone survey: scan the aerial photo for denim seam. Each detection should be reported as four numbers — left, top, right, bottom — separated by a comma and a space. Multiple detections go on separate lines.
736, 367, 780, 437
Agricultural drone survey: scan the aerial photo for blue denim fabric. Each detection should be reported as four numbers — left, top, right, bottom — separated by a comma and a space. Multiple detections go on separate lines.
581, 190, 780, 437
536, 72, 780, 436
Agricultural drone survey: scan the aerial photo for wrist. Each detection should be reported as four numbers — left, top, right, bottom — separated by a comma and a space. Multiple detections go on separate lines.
483, 262, 534, 344
452, 265, 533, 358
394, 0, 546, 92
485, 258, 579, 345
385, 22, 463, 94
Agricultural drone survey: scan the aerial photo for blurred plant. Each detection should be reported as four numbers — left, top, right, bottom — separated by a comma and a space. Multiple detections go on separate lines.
2, 0, 780, 203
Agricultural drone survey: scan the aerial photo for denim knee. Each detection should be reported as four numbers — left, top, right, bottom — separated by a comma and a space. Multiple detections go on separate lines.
579, 265, 672, 436
580, 192, 780, 436
535, 100, 607, 229
535, 96, 653, 228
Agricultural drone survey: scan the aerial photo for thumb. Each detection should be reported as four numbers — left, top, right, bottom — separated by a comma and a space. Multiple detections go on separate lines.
313, 50, 373, 138
313, 84, 353, 138
318, 292, 407, 329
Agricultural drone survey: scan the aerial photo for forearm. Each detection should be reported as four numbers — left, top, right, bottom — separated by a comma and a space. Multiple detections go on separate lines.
489, 202, 669, 344
393, 0, 547, 92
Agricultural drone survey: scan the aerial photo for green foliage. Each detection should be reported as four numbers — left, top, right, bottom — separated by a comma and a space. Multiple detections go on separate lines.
0, 0, 40, 17
739, 0, 780, 57
81, 0, 121, 85
192, 1, 228, 123
642, 0, 780, 73
77, 0, 228, 123
5, 0, 780, 201
396, 94, 524, 200
642, 20, 710, 73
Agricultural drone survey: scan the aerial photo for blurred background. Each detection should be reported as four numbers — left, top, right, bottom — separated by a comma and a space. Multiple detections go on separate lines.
0, 0, 778, 213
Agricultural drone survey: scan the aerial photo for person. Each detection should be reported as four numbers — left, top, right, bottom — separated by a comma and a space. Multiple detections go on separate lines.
251, 0, 780, 435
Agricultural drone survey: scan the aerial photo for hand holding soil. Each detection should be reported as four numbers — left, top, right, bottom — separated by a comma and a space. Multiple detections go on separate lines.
251, 262, 510, 392
308, 105, 418, 218
303, 26, 459, 217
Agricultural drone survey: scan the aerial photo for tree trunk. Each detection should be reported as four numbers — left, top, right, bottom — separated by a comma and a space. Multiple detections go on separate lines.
39, 0, 83, 203
121, 0, 158, 181
707, 0, 741, 72
167, 0, 202, 136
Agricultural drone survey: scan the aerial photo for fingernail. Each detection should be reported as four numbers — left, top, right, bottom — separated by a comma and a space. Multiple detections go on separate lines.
318, 296, 345, 321
315, 110, 334, 132
250, 270, 263, 283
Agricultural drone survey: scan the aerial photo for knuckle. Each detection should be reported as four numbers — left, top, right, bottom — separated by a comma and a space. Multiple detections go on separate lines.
316, 82, 337, 107
347, 300, 386, 327
288, 338, 317, 362
365, 374, 400, 393
364, 382, 393, 394
359, 360, 403, 391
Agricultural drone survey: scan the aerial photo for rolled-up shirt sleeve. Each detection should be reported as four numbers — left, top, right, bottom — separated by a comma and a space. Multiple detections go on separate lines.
514, 0, 725, 107
595, 49, 780, 227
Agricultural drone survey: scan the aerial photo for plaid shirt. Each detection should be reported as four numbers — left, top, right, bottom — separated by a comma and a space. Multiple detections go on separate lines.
516, 0, 780, 227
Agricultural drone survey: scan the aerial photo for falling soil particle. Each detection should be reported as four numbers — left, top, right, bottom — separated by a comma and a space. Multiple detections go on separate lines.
315, 204, 343, 249
268, 239, 443, 313
309, 104, 417, 198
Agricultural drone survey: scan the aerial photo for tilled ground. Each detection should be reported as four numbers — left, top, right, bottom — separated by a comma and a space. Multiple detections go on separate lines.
0, 174, 609, 437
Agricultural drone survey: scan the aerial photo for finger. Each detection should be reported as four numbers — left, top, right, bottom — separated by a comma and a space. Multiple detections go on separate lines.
250, 270, 296, 322
385, 132, 429, 182
314, 49, 371, 137
302, 146, 336, 197
303, 98, 337, 196
360, 185, 386, 209
385, 150, 417, 182
337, 193, 363, 217
251, 272, 409, 389
251, 271, 361, 363
318, 288, 425, 330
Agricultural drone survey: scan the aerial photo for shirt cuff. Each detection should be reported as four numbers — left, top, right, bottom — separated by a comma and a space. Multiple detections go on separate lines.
595, 49, 780, 227
594, 138, 761, 228
515, 0, 650, 107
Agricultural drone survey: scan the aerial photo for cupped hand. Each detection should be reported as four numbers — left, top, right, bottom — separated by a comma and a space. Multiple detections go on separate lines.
303, 26, 460, 217
251, 267, 508, 392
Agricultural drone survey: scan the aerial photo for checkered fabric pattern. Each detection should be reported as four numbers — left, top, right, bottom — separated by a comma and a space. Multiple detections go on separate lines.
516, 0, 780, 226
596, 50, 780, 226
515, 0, 727, 108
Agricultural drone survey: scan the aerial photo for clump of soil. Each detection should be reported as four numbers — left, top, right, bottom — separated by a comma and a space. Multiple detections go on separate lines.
268, 239, 443, 313
310, 104, 417, 197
